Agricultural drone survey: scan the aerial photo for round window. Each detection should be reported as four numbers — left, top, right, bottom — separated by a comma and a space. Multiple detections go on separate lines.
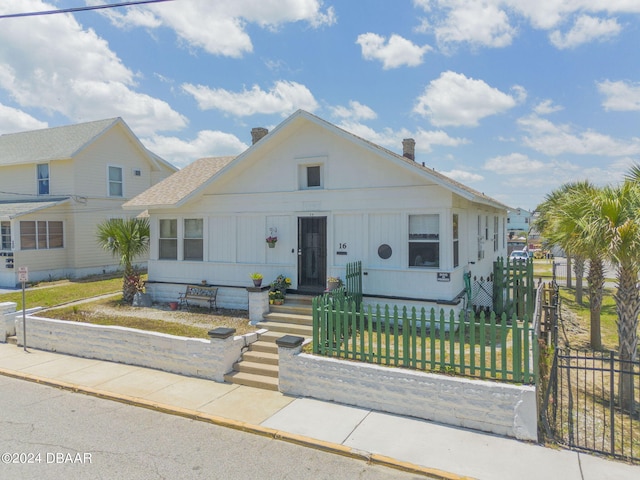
378, 244, 392, 260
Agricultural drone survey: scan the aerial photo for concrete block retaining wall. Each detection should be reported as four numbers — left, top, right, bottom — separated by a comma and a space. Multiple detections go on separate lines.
278, 346, 538, 442
14, 315, 253, 382
1, 302, 17, 341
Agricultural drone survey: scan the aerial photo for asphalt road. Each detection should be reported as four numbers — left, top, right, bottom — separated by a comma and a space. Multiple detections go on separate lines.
0, 376, 425, 480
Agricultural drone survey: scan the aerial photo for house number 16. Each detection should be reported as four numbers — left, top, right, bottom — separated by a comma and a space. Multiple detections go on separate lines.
339, 243, 347, 249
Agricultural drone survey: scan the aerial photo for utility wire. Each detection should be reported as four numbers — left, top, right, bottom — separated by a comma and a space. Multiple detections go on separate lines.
0, 0, 176, 20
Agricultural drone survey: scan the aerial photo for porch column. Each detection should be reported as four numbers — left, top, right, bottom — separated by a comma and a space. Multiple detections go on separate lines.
246, 286, 270, 325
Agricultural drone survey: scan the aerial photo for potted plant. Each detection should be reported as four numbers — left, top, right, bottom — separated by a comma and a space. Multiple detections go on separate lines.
327, 276, 343, 291
269, 274, 291, 303
266, 235, 278, 248
250, 272, 263, 287
269, 290, 285, 305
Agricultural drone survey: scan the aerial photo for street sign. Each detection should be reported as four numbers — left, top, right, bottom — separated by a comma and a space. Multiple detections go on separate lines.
18, 266, 28, 283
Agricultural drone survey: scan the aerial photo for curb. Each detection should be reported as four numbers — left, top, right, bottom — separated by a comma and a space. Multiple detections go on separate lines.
0, 366, 475, 480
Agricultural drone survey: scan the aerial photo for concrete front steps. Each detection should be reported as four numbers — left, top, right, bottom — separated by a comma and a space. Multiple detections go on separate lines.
224, 295, 313, 391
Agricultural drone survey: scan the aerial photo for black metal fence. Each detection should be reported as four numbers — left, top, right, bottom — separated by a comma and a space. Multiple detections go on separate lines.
539, 270, 640, 463
542, 349, 639, 463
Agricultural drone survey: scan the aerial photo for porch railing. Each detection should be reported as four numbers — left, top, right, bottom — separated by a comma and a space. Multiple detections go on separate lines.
312, 296, 538, 384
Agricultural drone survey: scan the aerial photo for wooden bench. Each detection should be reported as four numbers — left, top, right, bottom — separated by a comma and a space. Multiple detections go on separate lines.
178, 285, 218, 311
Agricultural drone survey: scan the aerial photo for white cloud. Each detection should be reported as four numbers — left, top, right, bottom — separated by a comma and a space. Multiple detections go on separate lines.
0, 0, 186, 136
336, 119, 468, 154
142, 130, 248, 168
433, 2, 516, 48
414, 1, 640, 49
415, 128, 470, 151
442, 169, 484, 183
330, 101, 377, 121
413, 71, 522, 127
549, 15, 621, 49
533, 99, 563, 115
182, 80, 318, 117
598, 80, 640, 111
336, 121, 412, 151
100, 0, 336, 58
484, 153, 546, 174
356, 33, 432, 69
0, 103, 48, 133
518, 114, 640, 156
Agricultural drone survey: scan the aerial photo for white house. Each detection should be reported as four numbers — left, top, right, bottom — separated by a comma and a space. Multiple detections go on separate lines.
0, 118, 177, 287
124, 110, 508, 311
507, 208, 533, 235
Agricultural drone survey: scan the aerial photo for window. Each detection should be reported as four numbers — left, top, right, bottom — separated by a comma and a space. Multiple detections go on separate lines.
452, 214, 459, 268
299, 162, 324, 189
37, 164, 49, 195
159, 219, 177, 260
108, 166, 123, 197
409, 214, 439, 268
1, 222, 11, 250
19, 221, 63, 250
183, 219, 203, 261
477, 215, 484, 261
493, 216, 499, 252
307, 166, 321, 187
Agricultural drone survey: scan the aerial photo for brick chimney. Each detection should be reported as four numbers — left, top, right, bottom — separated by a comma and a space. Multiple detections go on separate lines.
251, 127, 269, 145
402, 138, 415, 161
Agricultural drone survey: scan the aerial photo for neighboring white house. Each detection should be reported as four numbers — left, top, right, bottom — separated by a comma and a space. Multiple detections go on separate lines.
124, 110, 508, 311
0, 118, 177, 287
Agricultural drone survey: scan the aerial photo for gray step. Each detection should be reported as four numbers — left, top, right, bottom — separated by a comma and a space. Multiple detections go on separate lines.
223, 371, 279, 391
257, 321, 312, 337
269, 304, 312, 316
250, 340, 278, 354
262, 312, 313, 326
233, 361, 279, 378
282, 294, 314, 305
242, 350, 279, 366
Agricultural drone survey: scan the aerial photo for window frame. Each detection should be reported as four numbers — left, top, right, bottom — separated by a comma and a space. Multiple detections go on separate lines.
453, 213, 459, 268
158, 219, 178, 260
408, 214, 440, 269
37, 163, 50, 195
183, 218, 203, 261
108, 165, 124, 197
1, 221, 12, 250
19, 220, 64, 250
298, 159, 325, 190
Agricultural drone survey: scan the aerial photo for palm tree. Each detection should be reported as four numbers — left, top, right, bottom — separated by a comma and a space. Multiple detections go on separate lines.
96, 217, 150, 304
533, 181, 606, 349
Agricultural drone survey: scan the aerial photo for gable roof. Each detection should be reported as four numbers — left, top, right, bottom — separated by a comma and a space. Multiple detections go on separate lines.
125, 110, 508, 211
123, 156, 235, 209
0, 198, 71, 220
0, 117, 176, 173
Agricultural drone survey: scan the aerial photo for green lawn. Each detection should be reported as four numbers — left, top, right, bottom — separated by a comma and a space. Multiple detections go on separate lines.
0, 276, 123, 310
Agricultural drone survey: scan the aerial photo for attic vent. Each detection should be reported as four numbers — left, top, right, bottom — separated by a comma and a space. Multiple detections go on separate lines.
133, 169, 142, 176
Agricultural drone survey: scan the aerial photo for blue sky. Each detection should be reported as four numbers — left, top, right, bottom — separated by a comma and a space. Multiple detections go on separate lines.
1, 1, 639, 211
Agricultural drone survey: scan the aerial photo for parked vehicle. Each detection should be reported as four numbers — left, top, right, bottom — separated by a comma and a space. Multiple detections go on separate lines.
509, 250, 529, 263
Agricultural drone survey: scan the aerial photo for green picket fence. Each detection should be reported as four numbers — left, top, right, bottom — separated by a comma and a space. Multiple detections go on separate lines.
312, 296, 538, 384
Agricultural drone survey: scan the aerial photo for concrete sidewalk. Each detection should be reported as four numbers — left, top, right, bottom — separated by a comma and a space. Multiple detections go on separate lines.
0, 343, 637, 480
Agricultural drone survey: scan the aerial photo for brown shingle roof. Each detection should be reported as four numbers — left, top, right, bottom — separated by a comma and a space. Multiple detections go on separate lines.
123, 156, 235, 209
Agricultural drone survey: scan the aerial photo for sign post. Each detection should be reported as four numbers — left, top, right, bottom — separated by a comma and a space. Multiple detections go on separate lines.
17, 266, 28, 352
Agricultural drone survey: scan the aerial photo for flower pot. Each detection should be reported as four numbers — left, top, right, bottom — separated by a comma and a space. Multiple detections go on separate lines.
169, 301, 178, 311
253, 279, 262, 287
328, 280, 340, 291
273, 299, 284, 305
267, 242, 276, 248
